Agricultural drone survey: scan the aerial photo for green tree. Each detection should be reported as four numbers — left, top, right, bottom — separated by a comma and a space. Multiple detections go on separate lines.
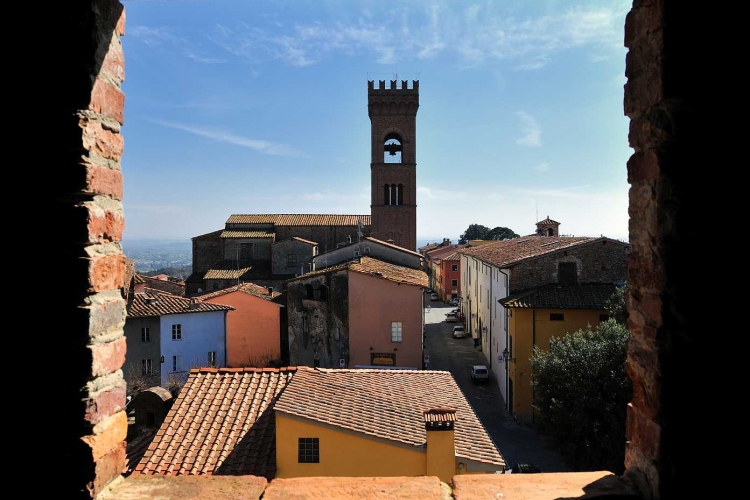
604, 281, 628, 325
459, 224, 491, 243
530, 319, 632, 474
486, 226, 520, 240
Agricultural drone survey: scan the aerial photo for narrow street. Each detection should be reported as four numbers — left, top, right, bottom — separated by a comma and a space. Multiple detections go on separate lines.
423, 293, 572, 472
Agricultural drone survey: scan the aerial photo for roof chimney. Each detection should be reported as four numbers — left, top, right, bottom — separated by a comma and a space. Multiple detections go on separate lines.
267, 286, 274, 295
189, 297, 200, 309
423, 407, 456, 482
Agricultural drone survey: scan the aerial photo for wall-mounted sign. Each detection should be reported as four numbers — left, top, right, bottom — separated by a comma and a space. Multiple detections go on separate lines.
371, 353, 396, 366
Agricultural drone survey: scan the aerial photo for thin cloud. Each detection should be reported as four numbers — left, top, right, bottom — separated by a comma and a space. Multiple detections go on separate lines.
515, 111, 542, 147
532, 162, 550, 172
129, 25, 226, 64
203, 3, 624, 67
151, 119, 308, 158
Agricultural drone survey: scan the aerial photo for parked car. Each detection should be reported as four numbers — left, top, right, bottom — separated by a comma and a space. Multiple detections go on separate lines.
430, 292, 439, 301
452, 325, 467, 338
450, 297, 459, 306
425, 288, 434, 294
506, 463, 542, 474
469, 365, 489, 383
445, 312, 458, 322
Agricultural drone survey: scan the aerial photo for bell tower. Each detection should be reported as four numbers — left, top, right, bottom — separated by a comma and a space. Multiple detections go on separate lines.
368, 79, 419, 251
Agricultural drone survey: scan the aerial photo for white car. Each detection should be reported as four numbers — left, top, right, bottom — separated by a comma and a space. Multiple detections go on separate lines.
430, 293, 439, 301
445, 312, 458, 322
452, 325, 467, 338
470, 365, 489, 383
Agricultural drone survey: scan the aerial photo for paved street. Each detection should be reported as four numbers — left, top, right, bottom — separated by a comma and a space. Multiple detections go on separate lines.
423, 293, 572, 472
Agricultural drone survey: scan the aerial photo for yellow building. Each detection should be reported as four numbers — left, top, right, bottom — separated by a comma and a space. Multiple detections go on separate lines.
274, 368, 505, 482
500, 283, 618, 425
133, 366, 505, 483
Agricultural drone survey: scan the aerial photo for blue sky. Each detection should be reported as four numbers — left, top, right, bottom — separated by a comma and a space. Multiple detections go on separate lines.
121, 0, 632, 245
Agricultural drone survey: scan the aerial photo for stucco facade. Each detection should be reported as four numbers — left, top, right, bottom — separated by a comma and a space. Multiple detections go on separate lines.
201, 288, 284, 367
123, 315, 162, 388
348, 271, 424, 369
506, 307, 611, 425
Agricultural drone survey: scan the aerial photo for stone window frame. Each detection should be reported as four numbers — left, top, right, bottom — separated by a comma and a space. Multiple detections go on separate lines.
391, 321, 403, 342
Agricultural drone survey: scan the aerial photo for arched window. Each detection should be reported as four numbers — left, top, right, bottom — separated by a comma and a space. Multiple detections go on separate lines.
384, 184, 391, 205
397, 184, 404, 205
305, 284, 314, 299
383, 134, 402, 163
547, 228, 554, 236
319, 285, 328, 300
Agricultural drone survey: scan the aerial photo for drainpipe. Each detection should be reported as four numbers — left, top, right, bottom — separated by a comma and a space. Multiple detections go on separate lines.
498, 269, 510, 409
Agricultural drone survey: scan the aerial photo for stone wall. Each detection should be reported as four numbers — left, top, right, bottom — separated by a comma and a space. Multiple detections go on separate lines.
272, 239, 317, 275
509, 240, 629, 293
192, 236, 222, 275
274, 225, 369, 255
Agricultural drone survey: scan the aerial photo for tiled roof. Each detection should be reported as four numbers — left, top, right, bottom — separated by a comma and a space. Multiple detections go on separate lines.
536, 216, 560, 225
443, 252, 461, 261
499, 282, 619, 309
137, 274, 186, 296
198, 282, 283, 301
458, 236, 609, 268
126, 428, 157, 476
135, 367, 297, 478
226, 214, 371, 226
274, 368, 505, 467
134, 273, 145, 284
425, 245, 463, 259
201, 260, 275, 281
418, 242, 440, 253
290, 256, 428, 288
192, 229, 223, 241
220, 230, 275, 239
291, 237, 318, 245
364, 236, 423, 257
203, 267, 253, 280
127, 291, 234, 317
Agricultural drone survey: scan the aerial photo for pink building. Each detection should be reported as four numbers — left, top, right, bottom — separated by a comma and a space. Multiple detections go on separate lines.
199, 282, 285, 367
286, 256, 428, 369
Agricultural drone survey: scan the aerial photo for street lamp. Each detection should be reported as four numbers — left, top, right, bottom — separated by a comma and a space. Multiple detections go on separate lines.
502, 348, 510, 363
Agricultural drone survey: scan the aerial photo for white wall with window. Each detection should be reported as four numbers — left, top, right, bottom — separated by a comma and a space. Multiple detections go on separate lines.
459, 253, 509, 403
159, 310, 228, 386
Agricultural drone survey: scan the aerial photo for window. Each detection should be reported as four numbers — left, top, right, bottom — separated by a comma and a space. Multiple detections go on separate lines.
550, 313, 565, 321
287, 254, 298, 267
172, 355, 183, 372
452, 264, 458, 272
141, 358, 153, 375
305, 284, 314, 299
302, 314, 310, 334
391, 321, 403, 342
599, 314, 610, 322
207, 351, 217, 367
318, 285, 328, 300
298, 438, 320, 463
172, 324, 182, 340
452, 279, 458, 287
141, 327, 150, 343
558, 262, 578, 285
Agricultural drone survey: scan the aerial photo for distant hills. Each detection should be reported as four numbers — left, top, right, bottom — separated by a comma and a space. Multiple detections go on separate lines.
122, 239, 192, 275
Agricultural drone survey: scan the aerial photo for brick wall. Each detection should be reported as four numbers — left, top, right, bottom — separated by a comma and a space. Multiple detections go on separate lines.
509, 240, 628, 293
58, 1, 128, 497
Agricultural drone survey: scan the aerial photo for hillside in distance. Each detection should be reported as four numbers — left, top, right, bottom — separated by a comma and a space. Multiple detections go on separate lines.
122, 239, 192, 275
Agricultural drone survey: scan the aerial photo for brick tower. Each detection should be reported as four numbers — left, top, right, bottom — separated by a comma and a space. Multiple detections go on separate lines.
368, 80, 419, 251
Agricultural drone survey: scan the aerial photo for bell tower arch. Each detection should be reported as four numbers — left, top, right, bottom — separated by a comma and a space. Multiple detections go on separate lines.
368, 80, 419, 251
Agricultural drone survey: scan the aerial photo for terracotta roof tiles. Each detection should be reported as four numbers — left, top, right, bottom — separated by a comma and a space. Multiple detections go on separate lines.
457, 236, 614, 268
127, 292, 234, 317
274, 368, 505, 467
220, 230, 275, 239
226, 214, 371, 227
364, 236, 423, 257
500, 282, 619, 309
289, 256, 427, 288
198, 282, 283, 301
135, 367, 298, 479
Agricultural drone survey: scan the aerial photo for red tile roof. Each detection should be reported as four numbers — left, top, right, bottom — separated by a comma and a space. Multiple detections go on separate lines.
127, 292, 234, 317
536, 216, 560, 225
226, 214, 371, 227
220, 230, 275, 239
291, 237, 318, 245
457, 236, 614, 268
274, 368, 505, 467
443, 252, 461, 261
134, 367, 298, 478
499, 282, 619, 309
364, 236, 423, 257
198, 282, 283, 301
289, 256, 428, 288
203, 266, 253, 280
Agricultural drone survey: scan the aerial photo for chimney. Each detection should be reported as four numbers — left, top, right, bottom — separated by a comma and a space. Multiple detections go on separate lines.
267, 286, 274, 296
423, 407, 456, 482
189, 297, 200, 309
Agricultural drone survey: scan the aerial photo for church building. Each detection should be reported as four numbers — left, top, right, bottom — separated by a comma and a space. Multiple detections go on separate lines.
186, 80, 420, 295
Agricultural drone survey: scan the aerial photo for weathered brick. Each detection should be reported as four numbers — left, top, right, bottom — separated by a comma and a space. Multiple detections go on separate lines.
90, 254, 127, 292
89, 296, 127, 338
624, 3, 662, 48
626, 403, 661, 459
82, 161, 124, 198
91, 336, 127, 376
81, 410, 128, 461
624, 68, 664, 117
88, 205, 126, 243
82, 119, 124, 161
101, 36, 125, 84
90, 78, 125, 124
627, 151, 660, 183
116, 5, 125, 36
91, 441, 127, 497
85, 383, 127, 425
